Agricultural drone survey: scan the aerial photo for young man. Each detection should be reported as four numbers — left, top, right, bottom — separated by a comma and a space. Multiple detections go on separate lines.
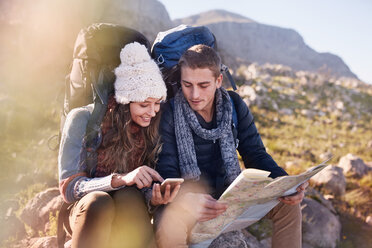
154, 44, 307, 248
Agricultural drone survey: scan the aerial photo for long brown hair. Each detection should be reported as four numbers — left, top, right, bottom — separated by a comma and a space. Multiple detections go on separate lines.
95, 97, 162, 174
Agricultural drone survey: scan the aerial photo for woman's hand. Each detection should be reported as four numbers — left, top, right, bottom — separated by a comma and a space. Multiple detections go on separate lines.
150, 183, 180, 206
111, 166, 163, 189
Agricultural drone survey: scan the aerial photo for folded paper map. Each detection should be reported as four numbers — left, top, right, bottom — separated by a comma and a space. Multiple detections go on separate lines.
189, 159, 331, 246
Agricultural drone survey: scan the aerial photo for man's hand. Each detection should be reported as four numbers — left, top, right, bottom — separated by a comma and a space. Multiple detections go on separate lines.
180, 193, 228, 222
279, 181, 309, 205
151, 183, 181, 206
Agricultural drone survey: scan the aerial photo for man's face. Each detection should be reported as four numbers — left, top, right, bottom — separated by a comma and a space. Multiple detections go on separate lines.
180, 66, 222, 118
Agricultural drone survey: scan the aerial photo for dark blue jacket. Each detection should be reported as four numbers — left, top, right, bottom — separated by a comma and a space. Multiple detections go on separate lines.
156, 91, 287, 197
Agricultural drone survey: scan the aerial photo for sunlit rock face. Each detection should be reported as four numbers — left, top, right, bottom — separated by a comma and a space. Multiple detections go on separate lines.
175, 10, 357, 79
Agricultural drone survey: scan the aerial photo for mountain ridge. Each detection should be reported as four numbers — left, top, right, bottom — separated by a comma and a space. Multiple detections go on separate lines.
173, 9, 256, 26
173, 10, 357, 79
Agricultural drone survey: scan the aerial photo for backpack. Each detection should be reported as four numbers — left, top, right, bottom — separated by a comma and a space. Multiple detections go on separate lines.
62, 23, 150, 133
58, 23, 150, 248
151, 24, 237, 99
62, 22, 150, 172
152, 24, 239, 145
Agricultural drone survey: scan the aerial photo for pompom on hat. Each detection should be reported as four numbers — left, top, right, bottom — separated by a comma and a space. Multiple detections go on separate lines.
114, 42, 167, 104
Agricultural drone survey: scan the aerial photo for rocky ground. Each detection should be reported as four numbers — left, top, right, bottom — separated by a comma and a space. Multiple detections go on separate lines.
2, 64, 372, 247
3, 153, 371, 248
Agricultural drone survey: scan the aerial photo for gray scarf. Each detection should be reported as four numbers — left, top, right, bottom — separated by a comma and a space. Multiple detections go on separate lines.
174, 87, 240, 185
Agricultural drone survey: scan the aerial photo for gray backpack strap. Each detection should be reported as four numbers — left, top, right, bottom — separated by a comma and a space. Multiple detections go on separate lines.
85, 68, 114, 176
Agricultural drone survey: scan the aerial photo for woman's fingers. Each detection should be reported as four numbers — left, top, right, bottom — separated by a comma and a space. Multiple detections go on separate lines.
140, 170, 153, 187
163, 184, 171, 200
132, 166, 162, 188
154, 183, 162, 199
135, 177, 144, 189
151, 183, 181, 205
151, 184, 162, 206
143, 166, 164, 182
168, 184, 181, 203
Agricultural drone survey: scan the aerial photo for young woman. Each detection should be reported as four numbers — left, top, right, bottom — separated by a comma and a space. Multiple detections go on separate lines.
58, 42, 179, 248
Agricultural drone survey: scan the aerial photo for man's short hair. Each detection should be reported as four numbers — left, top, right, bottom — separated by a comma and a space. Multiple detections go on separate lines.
178, 44, 221, 79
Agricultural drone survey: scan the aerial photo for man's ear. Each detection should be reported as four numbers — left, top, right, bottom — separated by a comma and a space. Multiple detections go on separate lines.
216, 73, 223, 88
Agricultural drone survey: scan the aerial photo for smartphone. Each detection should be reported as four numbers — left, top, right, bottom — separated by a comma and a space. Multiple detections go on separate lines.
160, 178, 184, 193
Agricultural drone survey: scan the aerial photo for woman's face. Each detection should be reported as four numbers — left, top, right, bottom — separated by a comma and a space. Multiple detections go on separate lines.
129, 97, 162, 127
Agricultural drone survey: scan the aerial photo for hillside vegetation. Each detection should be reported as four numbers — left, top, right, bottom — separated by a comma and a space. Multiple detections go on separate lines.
1, 61, 371, 247
234, 63, 372, 247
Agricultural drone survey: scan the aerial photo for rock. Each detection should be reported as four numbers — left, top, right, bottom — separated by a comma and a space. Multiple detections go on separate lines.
16, 236, 57, 248
0, 214, 26, 243
319, 152, 333, 161
102, 0, 173, 41
334, 101, 344, 110
300, 109, 316, 118
271, 100, 279, 111
20, 188, 63, 232
238, 85, 257, 106
338, 153, 369, 177
284, 161, 298, 170
301, 198, 341, 248
175, 10, 357, 78
209, 230, 263, 248
4, 0, 173, 104
302, 243, 314, 248
237, 64, 258, 80
259, 237, 271, 248
317, 111, 326, 117
278, 108, 293, 116
300, 150, 316, 162
305, 188, 337, 214
246, 64, 258, 79
367, 140, 372, 149
311, 165, 346, 197
366, 216, 372, 226
366, 161, 372, 170
28, 236, 57, 248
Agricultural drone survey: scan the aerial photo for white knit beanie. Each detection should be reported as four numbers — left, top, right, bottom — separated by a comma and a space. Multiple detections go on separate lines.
114, 42, 167, 104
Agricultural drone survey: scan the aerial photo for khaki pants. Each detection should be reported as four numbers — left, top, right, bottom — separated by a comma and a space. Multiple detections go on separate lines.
69, 187, 155, 248
155, 197, 302, 248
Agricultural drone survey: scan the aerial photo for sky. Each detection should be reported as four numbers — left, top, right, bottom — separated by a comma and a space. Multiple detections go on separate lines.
157, 0, 372, 84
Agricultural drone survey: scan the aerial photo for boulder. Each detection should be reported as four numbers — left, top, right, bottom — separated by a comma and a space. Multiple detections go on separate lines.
28, 236, 57, 248
305, 188, 337, 214
301, 198, 341, 248
259, 237, 271, 248
101, 0, 173, 41
300, 150, 316, 162
20, 188, 63, 232
365, 161, 372, 171
209, 230, 263, 248
311, 165, 346, 197
0, 214, 26, 243
367, 140, 372, 149
300, 109, 316, 119
238, 85, 257, 106
366, 216, 372, 226
338, 154, 369, 177
319, 152, 333, 161
278, 108, 293, 116
16, 236, 57, 248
